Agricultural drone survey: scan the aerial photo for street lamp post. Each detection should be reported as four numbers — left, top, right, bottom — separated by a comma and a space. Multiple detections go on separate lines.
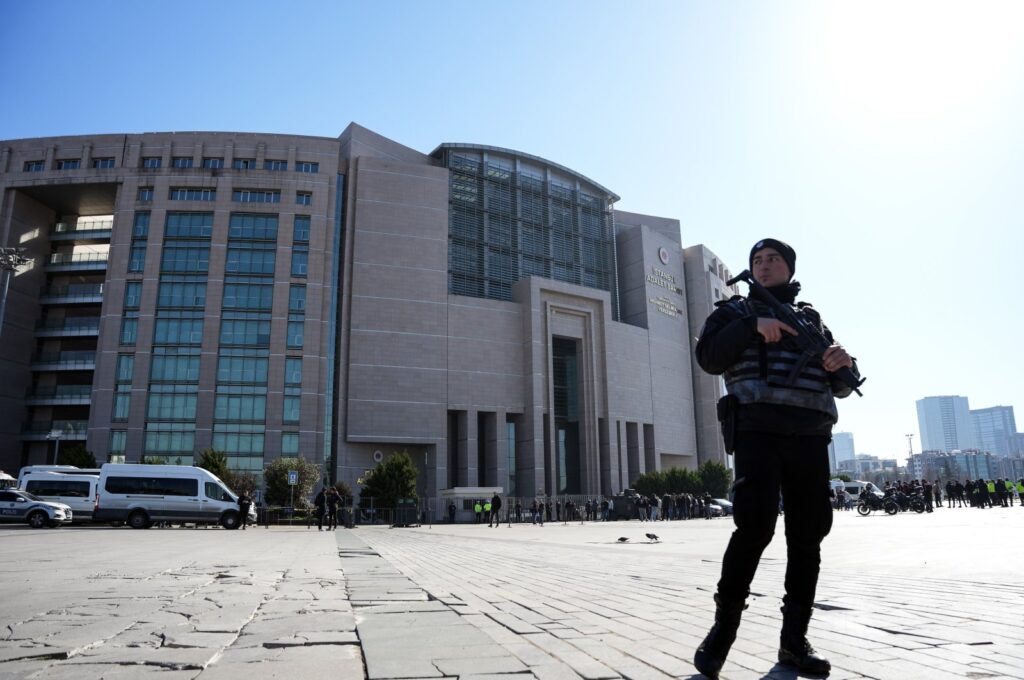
46, 430, 65, 466
0, 247, 30, 337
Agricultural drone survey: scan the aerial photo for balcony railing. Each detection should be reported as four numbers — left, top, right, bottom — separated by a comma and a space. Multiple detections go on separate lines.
40, 283, 104, 304
54, 219, 113, 233
32, 351, 97, 369
35, 317, 101, 334
50, 226, 113, 242
22, 420, 90, 438
48, 252, 109, 265
26, 385, 93, 404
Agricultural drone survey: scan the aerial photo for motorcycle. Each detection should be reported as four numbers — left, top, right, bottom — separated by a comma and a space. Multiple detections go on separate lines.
857, 492, 898, 516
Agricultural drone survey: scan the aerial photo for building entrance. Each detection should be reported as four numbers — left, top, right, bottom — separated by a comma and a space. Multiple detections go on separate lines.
552, 337, 581, 494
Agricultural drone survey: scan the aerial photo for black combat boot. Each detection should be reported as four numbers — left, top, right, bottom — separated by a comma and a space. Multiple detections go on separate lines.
693, 595, 746, 678
778, 603, 831, 675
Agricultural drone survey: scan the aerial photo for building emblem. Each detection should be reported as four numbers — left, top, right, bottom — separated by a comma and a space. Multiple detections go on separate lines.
658, 246, 669, 265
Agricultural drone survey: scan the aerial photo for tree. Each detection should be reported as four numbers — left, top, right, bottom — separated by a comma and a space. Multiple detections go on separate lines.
833, 473, 852, 483
633, 470, 667, 496
59, 444, 97, 469
141, 456, 167, 465
698, 460, 733, 498
665, 466, 702, 494
195, 448, 231, 481
334, 480, 354, 504
359, 450, 418, 509
230, 471, 258, 498
264, 457, 321, 508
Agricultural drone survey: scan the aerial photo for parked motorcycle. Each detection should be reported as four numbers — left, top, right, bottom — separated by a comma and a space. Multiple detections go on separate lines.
857, 492, 898, 516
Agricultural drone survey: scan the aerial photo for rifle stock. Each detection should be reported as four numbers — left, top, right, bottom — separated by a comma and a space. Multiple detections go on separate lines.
726, 270, 864, 396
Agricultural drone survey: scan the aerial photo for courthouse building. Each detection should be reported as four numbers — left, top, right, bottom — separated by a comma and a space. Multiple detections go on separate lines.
0, 123, 736, 498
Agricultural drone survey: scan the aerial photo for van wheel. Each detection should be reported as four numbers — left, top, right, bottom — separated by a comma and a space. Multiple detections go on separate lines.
27, 511, 48, 529
220, 511, 240, 530
128, 510, 151, 529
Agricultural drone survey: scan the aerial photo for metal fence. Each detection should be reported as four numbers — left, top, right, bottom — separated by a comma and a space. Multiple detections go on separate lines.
254, 495, 617, 528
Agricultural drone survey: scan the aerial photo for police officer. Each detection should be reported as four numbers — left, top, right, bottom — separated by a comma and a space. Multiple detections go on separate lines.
692, 239, 860, 678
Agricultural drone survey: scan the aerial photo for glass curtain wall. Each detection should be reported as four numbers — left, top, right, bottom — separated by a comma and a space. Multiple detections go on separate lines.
442, 151, 619, 320
146, 211, 212, 464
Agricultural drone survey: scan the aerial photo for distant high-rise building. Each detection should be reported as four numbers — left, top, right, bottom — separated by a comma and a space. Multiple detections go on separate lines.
917, 396, 976, 452
828, 432, 855, 472
970, 405, 1017, 457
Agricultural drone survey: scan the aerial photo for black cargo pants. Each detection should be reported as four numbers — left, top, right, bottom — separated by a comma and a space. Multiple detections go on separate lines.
717, 430, 833, 609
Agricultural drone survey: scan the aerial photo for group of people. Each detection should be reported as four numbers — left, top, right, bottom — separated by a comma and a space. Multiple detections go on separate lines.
937, 478, 1022, 509
633, 492, 720, 521
455, 492, 725, 525
313, 486, 345, 530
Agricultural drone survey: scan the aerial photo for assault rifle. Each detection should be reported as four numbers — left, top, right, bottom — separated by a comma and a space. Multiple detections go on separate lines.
726, 269, 865, 396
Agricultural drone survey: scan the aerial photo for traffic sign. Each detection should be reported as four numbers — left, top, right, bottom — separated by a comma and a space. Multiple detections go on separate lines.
287, 471, 298, 486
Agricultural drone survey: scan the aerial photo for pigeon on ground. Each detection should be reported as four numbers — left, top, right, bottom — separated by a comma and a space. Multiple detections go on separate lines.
617, 537, 629, 543
646, 533, 660, 542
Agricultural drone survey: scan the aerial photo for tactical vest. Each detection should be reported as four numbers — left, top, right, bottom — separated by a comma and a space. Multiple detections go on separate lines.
723, 299, 838, 421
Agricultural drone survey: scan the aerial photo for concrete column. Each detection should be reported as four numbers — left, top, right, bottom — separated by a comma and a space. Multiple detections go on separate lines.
626, 421, 641, 485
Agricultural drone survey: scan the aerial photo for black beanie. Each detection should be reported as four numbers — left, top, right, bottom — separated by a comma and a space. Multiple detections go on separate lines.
749, 238, 796, 279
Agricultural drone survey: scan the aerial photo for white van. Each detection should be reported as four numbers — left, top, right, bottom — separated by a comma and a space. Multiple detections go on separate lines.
93, 464, 251, 529
17, 465, 101, 488
20, 471, 98, 522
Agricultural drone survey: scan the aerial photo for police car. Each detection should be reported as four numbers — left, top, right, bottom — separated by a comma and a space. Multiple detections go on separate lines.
0, 489, 73, 528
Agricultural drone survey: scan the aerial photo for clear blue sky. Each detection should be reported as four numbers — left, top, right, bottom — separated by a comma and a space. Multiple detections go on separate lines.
3, 1, 1022, 463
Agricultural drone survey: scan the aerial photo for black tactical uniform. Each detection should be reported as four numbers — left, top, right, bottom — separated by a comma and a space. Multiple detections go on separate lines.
692, 239, 860, 678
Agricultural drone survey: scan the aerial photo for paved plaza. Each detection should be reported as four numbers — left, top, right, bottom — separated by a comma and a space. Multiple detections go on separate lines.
1, 507, 1022, 679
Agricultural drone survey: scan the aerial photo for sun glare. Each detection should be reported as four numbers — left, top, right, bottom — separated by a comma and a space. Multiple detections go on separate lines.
817, 1, 1023, 135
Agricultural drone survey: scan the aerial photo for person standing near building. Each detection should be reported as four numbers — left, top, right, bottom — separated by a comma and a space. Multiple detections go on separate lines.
489, 492, 502, 527
237, 493, 251, 530
692, 239, 860, 678
474, 500, 483, 523
314, 487, 327, 531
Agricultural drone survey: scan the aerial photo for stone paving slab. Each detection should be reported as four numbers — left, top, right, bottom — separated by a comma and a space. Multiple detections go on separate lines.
2, 508, 1023, 679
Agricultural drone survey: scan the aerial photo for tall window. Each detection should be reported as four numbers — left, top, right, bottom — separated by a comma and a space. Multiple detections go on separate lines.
172, 157, 193, 168
293, 215, 310, 243
142, 157, 162, 168
290, 247, 308, 277
23, 160, 44, 172
296, 191, 312, 206
120, 312, 139, 345
295, 161, 319, 173
92, 158, 115, 169
202, 157, 223, 169
109, 431, 127, 462
137, 187, 154, 202
128, 212, 150, 273
56, 159, 80, 170
112, 355, 134, 422
232, 158, 255, 170
264, 159, 287, 171
123, 281, 142, 309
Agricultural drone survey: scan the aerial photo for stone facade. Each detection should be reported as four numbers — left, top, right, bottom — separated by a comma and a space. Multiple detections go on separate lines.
0, 123, 730, 499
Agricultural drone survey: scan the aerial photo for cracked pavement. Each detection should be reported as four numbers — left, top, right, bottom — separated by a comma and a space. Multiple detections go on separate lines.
0, 507, 1022, 679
